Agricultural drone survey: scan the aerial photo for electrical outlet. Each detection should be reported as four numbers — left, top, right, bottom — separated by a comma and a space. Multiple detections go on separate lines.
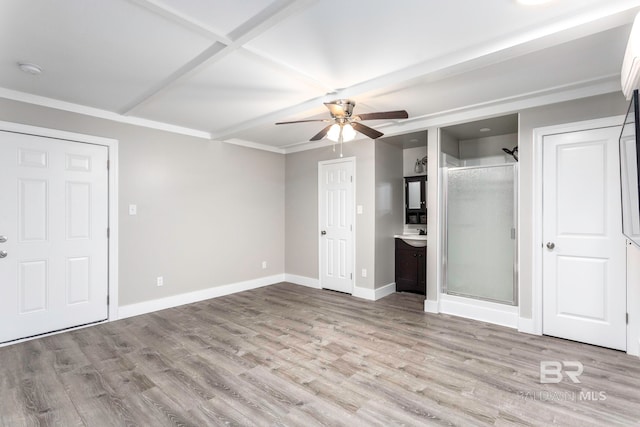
357, 205, 363, 214
129, 204, 137, 215
262, 261, 267, 269
156, 276, 163, 287
361, 268, 367, 278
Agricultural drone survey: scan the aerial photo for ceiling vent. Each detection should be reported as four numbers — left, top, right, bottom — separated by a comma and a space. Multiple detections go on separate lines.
622, 12, 640, 99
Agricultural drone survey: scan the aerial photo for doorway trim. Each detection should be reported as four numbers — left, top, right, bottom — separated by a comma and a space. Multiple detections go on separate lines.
318, 157, 356, 293
0, 120, 119, 322
531, 115, 639, 356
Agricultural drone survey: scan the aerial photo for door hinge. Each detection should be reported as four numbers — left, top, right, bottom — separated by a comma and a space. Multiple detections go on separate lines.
107, 295, 110, 305
107, 228, 110, 238
107, 160, 110, 170
350, 273, 353, 280
511, 228, 516, 239
626, 313, 629, 324
350, 175, 353, 183
350, 224, 353, 231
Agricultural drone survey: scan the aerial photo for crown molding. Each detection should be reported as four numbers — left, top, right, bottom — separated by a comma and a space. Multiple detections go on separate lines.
0, 88, 212, 139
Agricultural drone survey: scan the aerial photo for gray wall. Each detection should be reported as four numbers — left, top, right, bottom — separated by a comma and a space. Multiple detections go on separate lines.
459, 133, 517, 160
375, 141, 404, 288
440, 129, 460, 158
0, 98, 285, 306
285, 140, 376, 289
518, 92, 628, 318
403, 146, 427, 177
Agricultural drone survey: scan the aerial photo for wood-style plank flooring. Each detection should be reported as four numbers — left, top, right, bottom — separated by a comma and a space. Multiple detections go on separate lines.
1, 282, 639, 426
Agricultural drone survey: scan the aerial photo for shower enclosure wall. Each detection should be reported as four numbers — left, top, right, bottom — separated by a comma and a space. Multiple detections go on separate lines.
444, 164, 517, 305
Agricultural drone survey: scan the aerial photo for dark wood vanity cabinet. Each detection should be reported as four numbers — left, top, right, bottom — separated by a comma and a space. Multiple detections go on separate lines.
405, 176, 426, 224
395, 239, 426, 295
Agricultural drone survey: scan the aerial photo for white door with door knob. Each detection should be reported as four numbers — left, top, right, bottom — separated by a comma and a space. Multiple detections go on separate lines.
319, 158, 354, 294
0, 131, 109, 343
542, 126, 626, 351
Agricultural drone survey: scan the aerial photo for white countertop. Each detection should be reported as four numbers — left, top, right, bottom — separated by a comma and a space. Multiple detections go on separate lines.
394, 234, 427, 247
394, 234, 427, 240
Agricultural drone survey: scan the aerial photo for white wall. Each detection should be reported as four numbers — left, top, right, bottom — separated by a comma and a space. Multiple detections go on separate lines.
0, 98, 285, 307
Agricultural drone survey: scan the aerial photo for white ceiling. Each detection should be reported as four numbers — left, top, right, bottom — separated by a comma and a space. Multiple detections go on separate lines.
1, 0, 639, 152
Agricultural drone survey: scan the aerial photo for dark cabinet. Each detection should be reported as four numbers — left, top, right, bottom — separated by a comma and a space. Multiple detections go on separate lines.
405, 176, 426, 224
395, 239, 426, 295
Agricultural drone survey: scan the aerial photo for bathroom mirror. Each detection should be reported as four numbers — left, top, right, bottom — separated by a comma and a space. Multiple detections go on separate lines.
405, 176, 426, 224
408, 181, 421, 209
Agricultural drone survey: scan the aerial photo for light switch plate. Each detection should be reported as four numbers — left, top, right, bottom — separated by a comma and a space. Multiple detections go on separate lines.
129, 204, 137, 215
357, 205, 363, 214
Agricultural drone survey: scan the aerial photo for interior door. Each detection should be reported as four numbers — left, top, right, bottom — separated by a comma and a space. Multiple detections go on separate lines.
319, 159, 354, 294
0, 131, 109, 343
542, 126, 626, 350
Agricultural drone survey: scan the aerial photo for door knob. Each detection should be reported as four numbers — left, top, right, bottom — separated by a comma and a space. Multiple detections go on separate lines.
321, 230, 327, 235
0, 235, 6, 243
0, 250, 7, 258
546, 242, 555, 250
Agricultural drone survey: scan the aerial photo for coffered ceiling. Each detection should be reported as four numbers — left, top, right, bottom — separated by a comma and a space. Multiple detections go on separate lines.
1, 0, 639, 152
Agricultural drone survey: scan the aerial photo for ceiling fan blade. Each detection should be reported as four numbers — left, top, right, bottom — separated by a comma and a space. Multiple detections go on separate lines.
354, 110, 409, 121
275, 119, 329, 125
310, 124, 333, 141
352, 122, 384, 139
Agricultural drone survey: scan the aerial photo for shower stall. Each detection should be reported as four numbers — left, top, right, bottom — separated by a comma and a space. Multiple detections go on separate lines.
444, 163, 517, 305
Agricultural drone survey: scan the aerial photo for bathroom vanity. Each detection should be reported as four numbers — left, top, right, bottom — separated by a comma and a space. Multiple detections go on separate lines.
394, 236, 426, 295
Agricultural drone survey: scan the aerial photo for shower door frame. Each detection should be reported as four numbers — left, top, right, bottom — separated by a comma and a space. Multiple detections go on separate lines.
442, 163, 519, 305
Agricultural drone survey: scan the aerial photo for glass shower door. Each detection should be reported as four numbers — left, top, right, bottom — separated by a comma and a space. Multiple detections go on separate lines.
445, 164, 517, 305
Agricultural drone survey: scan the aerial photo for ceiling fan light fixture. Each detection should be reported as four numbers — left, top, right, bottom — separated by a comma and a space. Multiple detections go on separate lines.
327, 123, 341, 141
342, 123, 356, 141
327, 123, 357, 142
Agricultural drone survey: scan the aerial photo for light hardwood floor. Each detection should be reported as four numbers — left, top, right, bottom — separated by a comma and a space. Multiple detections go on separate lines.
1, 282, 639, 426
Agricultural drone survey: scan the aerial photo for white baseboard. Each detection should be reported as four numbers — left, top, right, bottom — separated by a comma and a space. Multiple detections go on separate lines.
424, 299, 439, 313
118, 274, 285, 320
284, 274, 320, 289
352, 282, 396, 301
439, 294, 518, 329
517, 316, 540, 335
374, 282, 396, 300
285, 275, 395, 301
352, 286, 375, 300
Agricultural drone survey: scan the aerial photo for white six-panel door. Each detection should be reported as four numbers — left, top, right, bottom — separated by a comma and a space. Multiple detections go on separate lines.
542, 126, 626, 350
0, 131, 109, 343
319, 159, 354, 294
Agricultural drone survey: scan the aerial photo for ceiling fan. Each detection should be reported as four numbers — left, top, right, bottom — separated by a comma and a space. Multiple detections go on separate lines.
275, 99, 409, 142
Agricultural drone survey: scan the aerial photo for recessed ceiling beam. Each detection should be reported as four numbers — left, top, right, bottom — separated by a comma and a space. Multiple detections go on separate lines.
121, 0, 319, 115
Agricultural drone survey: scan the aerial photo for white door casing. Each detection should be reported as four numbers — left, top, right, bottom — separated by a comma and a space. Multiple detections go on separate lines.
0, 131, 109, 343
542, 126, 626, 351
319, 158, 355, 294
